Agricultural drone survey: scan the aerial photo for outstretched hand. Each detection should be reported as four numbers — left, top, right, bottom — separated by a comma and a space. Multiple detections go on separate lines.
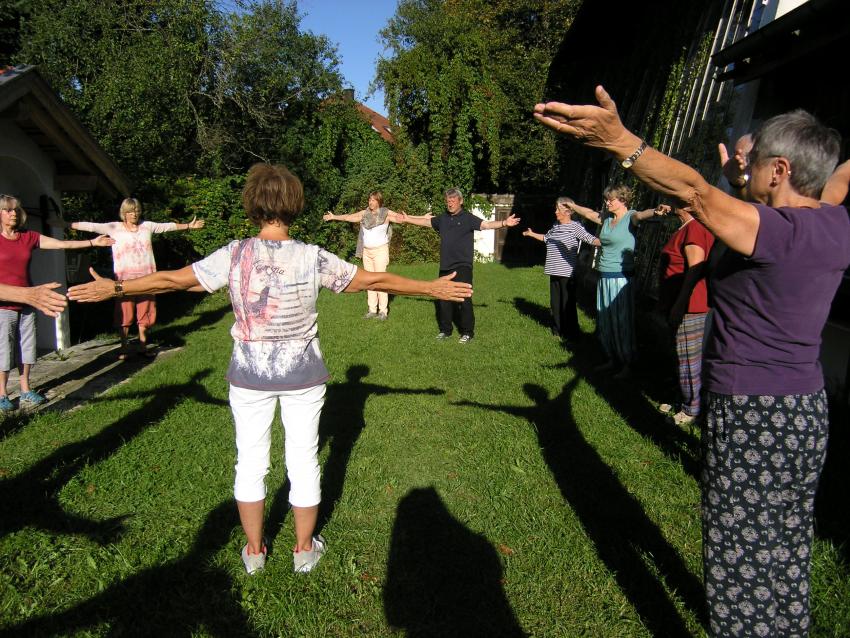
188, 215, 205, 230
67, 267, 116, 303
322, 212, 334, 221
430, 271, 473, 302
655, 204, 672, 216
522, 228, 533, 237
718, 143, 746, 186
92, 234, 116, 247
503, 214, 520, 227
533, 85, 631, 150
28, 283, 67, 317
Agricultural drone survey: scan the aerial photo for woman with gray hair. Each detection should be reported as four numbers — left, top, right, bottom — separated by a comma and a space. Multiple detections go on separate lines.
535, 88, 849, 637
522, 196, 600, 342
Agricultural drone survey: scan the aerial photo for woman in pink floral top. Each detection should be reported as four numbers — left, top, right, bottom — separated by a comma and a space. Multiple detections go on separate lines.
68, 199, 204, 358
68, 163, 472, 575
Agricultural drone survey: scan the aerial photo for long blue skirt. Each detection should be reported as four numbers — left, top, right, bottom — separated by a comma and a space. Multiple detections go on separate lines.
596, 275, 635, 365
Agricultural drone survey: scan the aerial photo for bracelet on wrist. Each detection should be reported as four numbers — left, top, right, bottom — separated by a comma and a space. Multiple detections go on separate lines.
114, 280, 125, 298
89, 239, 93, 246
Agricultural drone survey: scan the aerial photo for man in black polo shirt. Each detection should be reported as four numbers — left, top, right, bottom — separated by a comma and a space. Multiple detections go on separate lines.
402, 188, 519, 343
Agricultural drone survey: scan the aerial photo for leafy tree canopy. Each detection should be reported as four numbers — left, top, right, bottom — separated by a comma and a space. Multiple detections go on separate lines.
376, 0, 578, 194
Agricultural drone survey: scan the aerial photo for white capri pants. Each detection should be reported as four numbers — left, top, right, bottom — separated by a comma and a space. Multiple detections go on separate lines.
229, 383, 325, 507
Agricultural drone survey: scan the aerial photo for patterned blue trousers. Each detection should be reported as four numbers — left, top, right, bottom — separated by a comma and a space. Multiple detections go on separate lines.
701, 390, 828, 637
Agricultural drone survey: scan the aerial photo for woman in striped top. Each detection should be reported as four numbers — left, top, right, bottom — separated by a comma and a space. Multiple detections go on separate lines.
523, 197, 599, 342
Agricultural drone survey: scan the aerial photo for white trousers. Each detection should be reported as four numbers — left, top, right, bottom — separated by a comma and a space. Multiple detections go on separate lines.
229, 383, 325, 507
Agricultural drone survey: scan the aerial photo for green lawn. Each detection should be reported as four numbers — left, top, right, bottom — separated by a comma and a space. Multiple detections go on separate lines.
1, 262, 848, 637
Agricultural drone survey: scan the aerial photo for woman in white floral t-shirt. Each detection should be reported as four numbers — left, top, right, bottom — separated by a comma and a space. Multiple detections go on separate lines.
68, 163, 472, 575
65, 199, 204, 359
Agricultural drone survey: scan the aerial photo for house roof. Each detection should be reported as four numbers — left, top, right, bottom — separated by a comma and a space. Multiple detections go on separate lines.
0, 65, 131, 198
354, 101, 395, 144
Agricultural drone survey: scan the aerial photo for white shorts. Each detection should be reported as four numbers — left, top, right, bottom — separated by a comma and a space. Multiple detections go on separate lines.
229, 383, 325, 507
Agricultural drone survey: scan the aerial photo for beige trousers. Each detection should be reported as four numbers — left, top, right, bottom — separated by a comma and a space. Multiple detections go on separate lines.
362, 243, 390, 313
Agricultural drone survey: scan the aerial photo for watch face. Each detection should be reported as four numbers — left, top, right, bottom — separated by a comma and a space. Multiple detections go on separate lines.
622, 159, 633, 169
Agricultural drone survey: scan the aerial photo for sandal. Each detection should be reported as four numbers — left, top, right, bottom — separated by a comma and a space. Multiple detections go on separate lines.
138, 344, 158, 358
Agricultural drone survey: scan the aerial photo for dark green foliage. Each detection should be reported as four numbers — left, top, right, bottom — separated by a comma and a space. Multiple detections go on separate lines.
376, 0, 578, 193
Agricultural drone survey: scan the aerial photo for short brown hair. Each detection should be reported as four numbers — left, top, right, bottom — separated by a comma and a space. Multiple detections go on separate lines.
243, 163, 304, 227
0, 194, 26, 228
368, 191, 384, 207
602, 184, 633, 207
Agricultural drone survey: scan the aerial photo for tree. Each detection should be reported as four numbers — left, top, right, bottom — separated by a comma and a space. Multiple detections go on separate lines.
376, 0, 578, 194
197, 0, 343, 175
13, 0, 212, 183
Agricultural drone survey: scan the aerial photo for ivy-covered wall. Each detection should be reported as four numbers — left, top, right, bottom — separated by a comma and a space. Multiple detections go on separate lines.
541, 0, 749, 297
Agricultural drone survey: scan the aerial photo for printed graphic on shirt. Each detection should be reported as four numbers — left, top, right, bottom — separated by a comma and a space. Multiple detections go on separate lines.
192, 238, 357, 389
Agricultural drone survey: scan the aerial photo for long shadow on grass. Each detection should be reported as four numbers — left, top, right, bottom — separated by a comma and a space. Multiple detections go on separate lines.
512, 296, 700, 480
383, 487, 525, 638
0, 499, 255, 637
266, 365, 444, 543
148, 294, 232, 349
456, 380, 706, 637
0, 350, 163, 441
0, 368, 227, 544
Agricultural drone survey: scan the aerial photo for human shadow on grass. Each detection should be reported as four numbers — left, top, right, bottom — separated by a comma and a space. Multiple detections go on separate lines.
0, 499, 256, 638
147, 295, 233, 350
0, 351, 163, 441
383, 487, 525, 638
512, 296, 699, 480
0, 368, 228, 544
265, 365, 444, 544
455, 381, 706, 637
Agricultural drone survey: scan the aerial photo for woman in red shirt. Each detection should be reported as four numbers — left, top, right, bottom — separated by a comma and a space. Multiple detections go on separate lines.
657, 208, 715, 425
0, 195, 112, 411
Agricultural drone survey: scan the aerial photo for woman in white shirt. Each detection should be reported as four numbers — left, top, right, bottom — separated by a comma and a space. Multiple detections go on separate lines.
323, 191, 405, 319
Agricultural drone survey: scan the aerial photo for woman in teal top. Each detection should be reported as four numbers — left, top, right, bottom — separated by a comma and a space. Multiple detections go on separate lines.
568, 185, 665, 377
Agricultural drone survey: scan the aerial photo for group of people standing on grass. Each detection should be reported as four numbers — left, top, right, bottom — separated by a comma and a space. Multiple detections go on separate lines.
3, 84, 849, 637
0, 195, 203, 411
324, 187, 519, 342
535, 88, 849, 638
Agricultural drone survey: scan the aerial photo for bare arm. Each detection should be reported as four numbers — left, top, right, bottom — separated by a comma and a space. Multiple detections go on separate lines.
821, 159, 850, 205
323, 210, 365, 223
567, 202, 602, 225
39, 234, 115, 250
533, 86, 760, 256
344, 269, 472, 302
67, 266, 203, 302
684, 243, 706, 268
400, 213, 434, 228
480, 214, 520, 231
0, 282, 67, 317
174, 216, 205, 231
632, 204, 670, 224
522, 228, 545, 242
386, 210, 406, 223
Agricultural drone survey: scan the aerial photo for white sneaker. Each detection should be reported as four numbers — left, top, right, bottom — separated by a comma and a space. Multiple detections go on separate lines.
241, 542, 267, 575
293, 535, 326, 574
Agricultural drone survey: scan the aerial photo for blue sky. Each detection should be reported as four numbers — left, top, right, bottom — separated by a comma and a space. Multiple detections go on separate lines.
215, 1, 398, 114
298, 0, 398, 114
